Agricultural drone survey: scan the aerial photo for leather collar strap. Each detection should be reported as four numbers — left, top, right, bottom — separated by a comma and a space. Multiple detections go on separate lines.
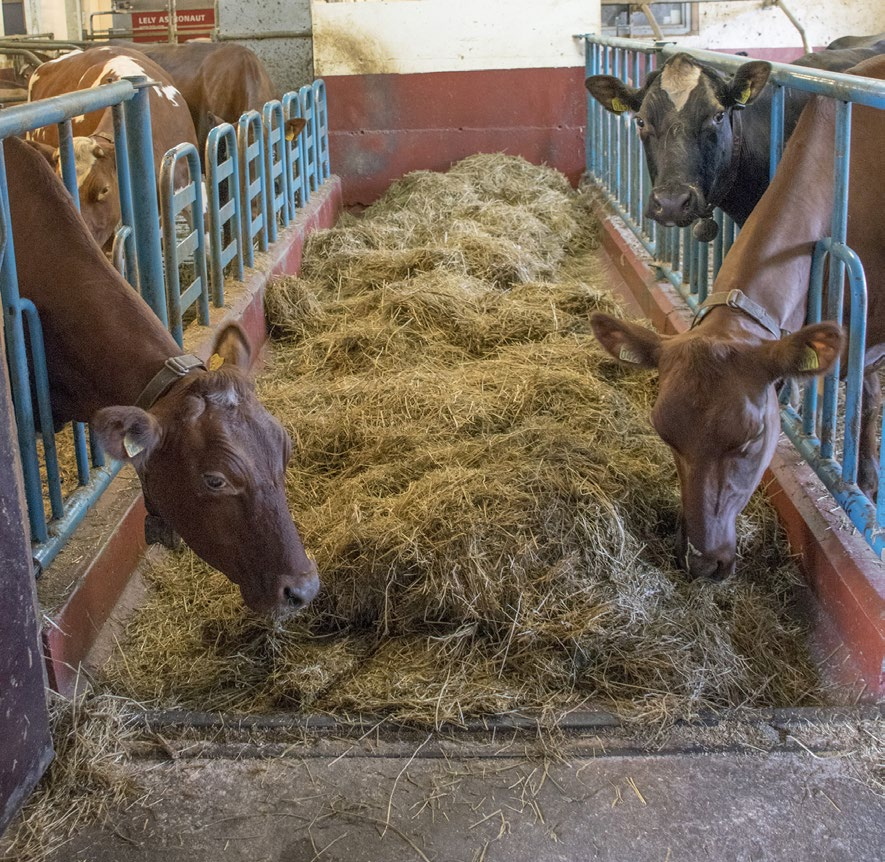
708, 108, 743, 211
135, 354, 205, 411
691, 289, 786, 340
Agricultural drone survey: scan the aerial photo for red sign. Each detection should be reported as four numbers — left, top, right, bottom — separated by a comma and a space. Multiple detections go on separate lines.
131, 8, 215, 43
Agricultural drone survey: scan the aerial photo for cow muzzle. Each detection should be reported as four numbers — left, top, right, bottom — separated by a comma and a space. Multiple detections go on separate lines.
646, 186, 702, 228
676, 519, 736, 581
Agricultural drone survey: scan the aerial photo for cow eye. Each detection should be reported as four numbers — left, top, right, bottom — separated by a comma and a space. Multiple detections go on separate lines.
203, 473, 228, 491
635, 117, 646, 129
713, 111, 726, 124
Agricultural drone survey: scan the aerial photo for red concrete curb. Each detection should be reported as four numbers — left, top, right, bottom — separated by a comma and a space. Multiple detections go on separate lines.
596, 202, 885, 696
42, 178, 343, 696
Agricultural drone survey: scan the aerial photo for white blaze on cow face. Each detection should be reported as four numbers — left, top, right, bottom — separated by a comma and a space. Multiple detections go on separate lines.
71, 136, 102, 188
660, 58, 702, 112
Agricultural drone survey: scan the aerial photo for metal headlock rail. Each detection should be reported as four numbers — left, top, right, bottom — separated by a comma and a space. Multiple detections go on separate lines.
579, 34, 885, 556
0, 73, 331, 573
159, 142, 210, 347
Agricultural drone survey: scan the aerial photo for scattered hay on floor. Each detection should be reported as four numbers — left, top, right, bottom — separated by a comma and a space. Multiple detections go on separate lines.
0, 689, 143, 862
101, 153, 824, 725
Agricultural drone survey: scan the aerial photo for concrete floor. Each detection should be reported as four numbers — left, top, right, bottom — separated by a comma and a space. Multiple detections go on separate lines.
39, 709, 885, 862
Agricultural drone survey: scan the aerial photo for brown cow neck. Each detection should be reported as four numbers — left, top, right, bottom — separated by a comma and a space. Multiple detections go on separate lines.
702, 95, 837, 342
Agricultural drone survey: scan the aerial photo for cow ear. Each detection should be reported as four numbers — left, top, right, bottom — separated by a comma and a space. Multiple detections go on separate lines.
590, 312, 662, 368
92, 406, 162, 465
26, 139, 59, 169
585, 75, 643, 115
285, 117, 306, 141
727, 61, 771, 108
212, 321, 253, 371
755, 322, 844, 382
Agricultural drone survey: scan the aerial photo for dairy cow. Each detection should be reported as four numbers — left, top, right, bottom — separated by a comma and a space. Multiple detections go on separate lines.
590, 55, 885, 580
112, 41, 305, 156
29, 46, 199, 249
585, 45, 885, 236
5, 134, 319, 615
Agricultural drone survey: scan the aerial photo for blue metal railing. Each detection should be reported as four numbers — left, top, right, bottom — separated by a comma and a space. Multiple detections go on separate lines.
299, 84, 318, 200
312, 79, 331, 185
205, 122, 244, 306
580, 34, 885, 556
263, 99, 289, 241
0, 78, 154, 569
237, 109, 269, 266
159, 142, 210, 347
283, 91, 310, 212
1, 77, 332, 573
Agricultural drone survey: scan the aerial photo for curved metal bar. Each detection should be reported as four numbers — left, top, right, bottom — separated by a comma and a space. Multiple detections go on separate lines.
159, 142, 210, 348
237, 110, 269, 263
282, 91, 308, 213
206, 121, 243, 305
262, 99, 287, 241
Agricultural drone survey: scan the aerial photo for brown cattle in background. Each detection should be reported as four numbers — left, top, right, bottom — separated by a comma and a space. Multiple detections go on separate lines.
112, 41, 304, 155
29, 46, 199, 248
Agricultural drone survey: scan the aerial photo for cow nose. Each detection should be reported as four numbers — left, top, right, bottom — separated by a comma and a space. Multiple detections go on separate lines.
280, 568, 320, 611
648, 189, 695, 225
684, 553, 735, 581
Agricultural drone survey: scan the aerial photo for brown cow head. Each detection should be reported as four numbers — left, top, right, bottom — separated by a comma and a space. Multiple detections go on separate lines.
92, 323, 320, 617
59, 135, 121, 249
591, 312, 843, 579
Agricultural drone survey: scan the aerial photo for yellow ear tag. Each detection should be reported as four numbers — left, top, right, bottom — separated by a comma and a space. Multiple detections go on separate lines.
736, 85, 752, 105
611, 96, 628, 114
619, 345, 642, 364
797, 346, 819, 372
208, 353, 226, 371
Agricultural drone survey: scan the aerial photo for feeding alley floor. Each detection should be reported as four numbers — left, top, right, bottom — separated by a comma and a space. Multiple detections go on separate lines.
20, 709, 885, 862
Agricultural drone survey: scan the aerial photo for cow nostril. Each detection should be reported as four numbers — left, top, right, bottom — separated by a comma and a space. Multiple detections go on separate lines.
283, 585, 307, 609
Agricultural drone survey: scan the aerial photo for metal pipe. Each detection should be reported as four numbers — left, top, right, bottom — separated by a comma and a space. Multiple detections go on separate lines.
121, 75, 167, 326
0, 80, 135, 139
768, 0, 810, 55
638, 4, 664, 40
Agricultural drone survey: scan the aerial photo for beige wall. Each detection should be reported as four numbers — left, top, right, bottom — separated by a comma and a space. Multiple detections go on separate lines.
683, 0, 884, 51
312, 0, 598, 76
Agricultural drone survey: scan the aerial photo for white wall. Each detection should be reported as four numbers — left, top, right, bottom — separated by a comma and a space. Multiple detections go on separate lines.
312, 0, 597, 75
682, 0, 884, 52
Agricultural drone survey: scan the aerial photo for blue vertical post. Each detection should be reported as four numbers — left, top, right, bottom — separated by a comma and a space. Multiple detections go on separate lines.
56, 119, 80, 209
111, 102, 137, 286
820, 101, 851, 461
121, 76, 167, 327
769, 84, 785, 180
0, 142, 46, 541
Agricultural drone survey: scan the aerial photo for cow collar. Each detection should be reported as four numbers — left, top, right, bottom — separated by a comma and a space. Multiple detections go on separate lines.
691, 289, 786, 340
135, 354, 206, 411
708, 107, 744, 212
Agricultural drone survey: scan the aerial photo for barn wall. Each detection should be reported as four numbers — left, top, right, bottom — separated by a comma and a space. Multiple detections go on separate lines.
312, 0, 594, 206
215, 0, 314, 96
312, 0, 883, 206
687, 0, 884, 54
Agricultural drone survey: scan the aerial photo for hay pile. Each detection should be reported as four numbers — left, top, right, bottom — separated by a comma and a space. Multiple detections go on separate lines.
101, 154, 822, 724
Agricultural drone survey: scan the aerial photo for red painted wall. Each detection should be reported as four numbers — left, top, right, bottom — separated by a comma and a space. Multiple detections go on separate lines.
326, 67, 587, 207
324, 49, 821, 208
